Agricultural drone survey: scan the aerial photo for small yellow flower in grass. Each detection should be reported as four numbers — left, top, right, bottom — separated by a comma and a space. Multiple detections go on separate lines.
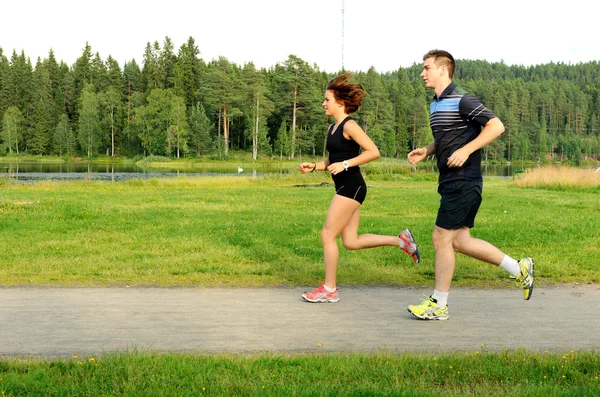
544, 350, 549, 354
543, 376, 547, 380
73, 355, 78, 359
79, 361, 83, 365
595, 376, 598, 380
433, 357, 437, 361
481, 343, 485, 348
475, 351, 480, 355
89, 358, 95, 363
317, 343, 322, 347
202, 388, 205, 392
449, 366, 453, 369
562, 375, 566, 379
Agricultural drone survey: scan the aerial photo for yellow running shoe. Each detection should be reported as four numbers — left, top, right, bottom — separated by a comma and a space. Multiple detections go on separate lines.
407, 296, 449, 320
515, 258, 534, 300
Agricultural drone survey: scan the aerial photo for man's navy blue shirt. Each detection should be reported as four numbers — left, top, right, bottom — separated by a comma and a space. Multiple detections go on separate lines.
429, 82, 496, 184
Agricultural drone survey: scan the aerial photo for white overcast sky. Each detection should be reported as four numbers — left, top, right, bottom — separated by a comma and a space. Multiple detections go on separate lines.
1, 0, 597, 73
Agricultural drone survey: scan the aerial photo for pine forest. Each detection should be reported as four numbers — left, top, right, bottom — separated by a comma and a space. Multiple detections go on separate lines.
1, 37, 599, 164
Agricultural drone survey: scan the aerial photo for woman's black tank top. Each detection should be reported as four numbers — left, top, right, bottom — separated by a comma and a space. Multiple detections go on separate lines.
326, 116, 364, 187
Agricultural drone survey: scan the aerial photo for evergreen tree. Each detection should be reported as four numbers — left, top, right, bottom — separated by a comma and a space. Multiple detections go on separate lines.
71, 43, 93, 119
388, 69, 413, 157
0, 47, 9, 117
356, 67, 395, 156
53, 113, 76, 156
29, 58, 53, 154
273, 120, 290, 160
160, 36, 177, 89
173, 37, 204, 108
106, 55, 124, 91
43, 49, 62, 120
142, 41, 162, 91
123, 60, 143, 125
188, 102, 214, 156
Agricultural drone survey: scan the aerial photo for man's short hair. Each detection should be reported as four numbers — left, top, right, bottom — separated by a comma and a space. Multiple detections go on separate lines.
423, 50, 455, 79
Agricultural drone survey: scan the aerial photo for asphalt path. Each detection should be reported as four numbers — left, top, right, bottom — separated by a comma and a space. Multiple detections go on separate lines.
1, 285, 599, 358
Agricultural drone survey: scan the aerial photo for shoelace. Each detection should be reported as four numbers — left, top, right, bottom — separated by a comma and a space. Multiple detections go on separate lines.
416, 294, 434, 306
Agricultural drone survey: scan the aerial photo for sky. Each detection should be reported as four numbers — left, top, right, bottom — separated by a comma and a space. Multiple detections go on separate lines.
1, 0, 598, 73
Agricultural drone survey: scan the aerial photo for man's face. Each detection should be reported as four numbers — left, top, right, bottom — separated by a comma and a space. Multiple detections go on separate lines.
420, 57, 443, 89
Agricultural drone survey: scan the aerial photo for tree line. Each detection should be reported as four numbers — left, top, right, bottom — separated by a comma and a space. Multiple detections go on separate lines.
1, 37, 599, 163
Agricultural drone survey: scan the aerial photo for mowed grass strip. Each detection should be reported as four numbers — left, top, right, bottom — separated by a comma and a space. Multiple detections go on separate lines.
0, 175, 598, 286
0, 350, 598, 396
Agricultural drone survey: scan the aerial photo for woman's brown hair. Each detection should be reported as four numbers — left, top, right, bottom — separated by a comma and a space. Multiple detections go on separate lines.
327, 72, 365, 114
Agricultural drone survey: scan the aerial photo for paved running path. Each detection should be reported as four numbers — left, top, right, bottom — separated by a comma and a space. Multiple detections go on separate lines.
1, 286, 599, 358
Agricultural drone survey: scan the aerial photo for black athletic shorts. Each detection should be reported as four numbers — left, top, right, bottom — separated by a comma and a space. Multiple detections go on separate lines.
435, 179, 482, 230
335, 184, 367, 204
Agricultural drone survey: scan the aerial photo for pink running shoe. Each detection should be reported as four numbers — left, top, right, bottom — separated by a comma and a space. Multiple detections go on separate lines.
302, 284, 339, 303
399, 229, 420, 264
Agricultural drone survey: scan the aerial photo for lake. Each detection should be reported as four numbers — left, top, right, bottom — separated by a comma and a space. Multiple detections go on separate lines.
0, 161, 523, 182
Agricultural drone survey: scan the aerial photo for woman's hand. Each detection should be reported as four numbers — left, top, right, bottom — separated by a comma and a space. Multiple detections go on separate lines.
299, 162, 316, 174
327, 162, 345, 175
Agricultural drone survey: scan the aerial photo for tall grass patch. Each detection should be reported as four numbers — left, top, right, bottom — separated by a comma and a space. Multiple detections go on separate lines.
516, 166, 600, 191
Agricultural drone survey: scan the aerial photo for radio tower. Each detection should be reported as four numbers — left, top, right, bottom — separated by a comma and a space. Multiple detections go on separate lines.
341, 0, 345, 70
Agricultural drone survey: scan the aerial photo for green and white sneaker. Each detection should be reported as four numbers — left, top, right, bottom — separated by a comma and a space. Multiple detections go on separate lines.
407, 296, 449, 320
515, 258, 534, 300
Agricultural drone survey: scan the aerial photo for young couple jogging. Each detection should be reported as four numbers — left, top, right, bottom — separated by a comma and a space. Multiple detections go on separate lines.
299, 50, 534, 320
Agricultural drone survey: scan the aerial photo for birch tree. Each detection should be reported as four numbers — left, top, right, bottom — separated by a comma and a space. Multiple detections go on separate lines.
1, 106, 24, 154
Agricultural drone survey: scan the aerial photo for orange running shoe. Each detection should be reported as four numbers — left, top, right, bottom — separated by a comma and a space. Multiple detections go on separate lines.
302, 284, 339, 303
399, 229, 421, 264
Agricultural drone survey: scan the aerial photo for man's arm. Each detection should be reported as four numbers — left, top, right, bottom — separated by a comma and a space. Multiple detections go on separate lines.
408, 141, 435, 165
446, 117, 504, 168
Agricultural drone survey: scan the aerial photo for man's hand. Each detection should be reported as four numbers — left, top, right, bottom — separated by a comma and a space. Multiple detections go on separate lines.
408, 147, 428, 165
447, 147, 470, 168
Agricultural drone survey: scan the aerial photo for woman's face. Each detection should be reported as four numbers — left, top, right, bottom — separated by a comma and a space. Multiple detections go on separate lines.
322, 89, 343, 116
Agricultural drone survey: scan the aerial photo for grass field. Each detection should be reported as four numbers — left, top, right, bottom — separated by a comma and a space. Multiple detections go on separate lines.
1, 350, 598, 396
1, 170, 598, 287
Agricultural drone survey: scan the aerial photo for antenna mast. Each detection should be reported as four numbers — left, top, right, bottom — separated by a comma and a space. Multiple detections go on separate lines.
342, 0, 345, 70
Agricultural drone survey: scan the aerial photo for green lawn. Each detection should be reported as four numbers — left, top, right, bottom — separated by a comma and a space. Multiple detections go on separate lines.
1, 174, 598, 287
1, 350, 598, 396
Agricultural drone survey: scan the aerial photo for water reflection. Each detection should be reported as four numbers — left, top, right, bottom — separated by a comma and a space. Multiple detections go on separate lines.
0, 161, 292, 182
1, 160, 524, 182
